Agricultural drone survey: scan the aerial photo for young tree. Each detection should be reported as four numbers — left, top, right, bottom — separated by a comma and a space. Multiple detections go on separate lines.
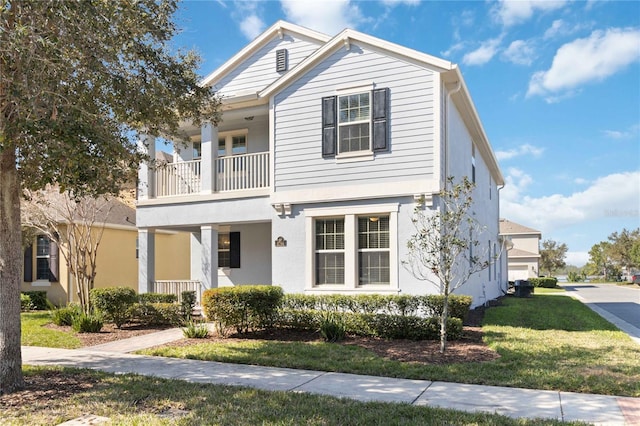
0, 1, 220, 393
404, 177, 495, 353
539, 239, 568, 277
607, 228, 640, 276
22, 189, 119, 314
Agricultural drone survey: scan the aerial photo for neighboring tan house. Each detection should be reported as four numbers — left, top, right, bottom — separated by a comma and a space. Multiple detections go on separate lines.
135, 21, 507, 308
499, 218, 542, 281
22, 191, 191, 306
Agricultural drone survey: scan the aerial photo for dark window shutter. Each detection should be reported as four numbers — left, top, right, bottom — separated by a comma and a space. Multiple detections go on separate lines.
372, 88, 388, 152
23, 245, 33, 282
230, 232, 241, 269
322, 96, 337, 157
49, 238, 59, 282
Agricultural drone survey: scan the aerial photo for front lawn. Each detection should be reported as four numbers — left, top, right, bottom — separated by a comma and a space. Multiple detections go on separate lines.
140, 295, 640, 397
0, 366, 583, 426
21, 312, 82, 349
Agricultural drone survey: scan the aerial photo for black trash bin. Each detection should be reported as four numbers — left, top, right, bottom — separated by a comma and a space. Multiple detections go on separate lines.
514, 280, 533, 297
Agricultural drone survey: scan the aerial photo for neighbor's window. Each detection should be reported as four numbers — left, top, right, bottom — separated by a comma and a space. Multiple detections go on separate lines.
338, 92, 370, 153
315, 218, 345, 285
358, 216, 390, 285
36, 235, 51, 280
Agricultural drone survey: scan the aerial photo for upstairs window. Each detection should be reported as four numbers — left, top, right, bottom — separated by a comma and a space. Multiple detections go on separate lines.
338, 92, 370, 153
322, 88, 388, 158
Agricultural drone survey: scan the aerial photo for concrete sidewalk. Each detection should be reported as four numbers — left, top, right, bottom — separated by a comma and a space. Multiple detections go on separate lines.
22, 337, 639, 425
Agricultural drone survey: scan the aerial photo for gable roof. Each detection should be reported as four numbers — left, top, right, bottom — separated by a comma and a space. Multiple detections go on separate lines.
201, 21, 504, 186
200, 20, 331, 89
508, 247, 541, 258
499, 219, 542, 236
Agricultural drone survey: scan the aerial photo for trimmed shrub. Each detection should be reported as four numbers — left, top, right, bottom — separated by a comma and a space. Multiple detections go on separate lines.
72, 313, 103, 333
181, 291, 197, 320
22, 291, 48, 310
130, 302, 183, 326
202, 285, 283, 334
421, 295, 473, 321
275, 308, 463, 341
182, 320, 209, 338
51, 305, 81, 326
138, 292, 177, 304
530, 277, 558, 288
20, 294, 33, 312
90, 287, 137, 328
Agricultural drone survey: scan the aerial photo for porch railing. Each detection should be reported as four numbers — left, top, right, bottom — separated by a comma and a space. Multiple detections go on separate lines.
151, 280, 203, 305
153, 152, 269, 197
216, 152, 270, 192
155, 159, 201, 197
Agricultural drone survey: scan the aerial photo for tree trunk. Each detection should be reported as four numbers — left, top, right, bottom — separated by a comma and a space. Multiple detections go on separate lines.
440, 292, 449, 354
0, 147, 25, 393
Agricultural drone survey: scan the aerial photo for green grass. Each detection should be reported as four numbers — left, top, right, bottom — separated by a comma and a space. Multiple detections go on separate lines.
140, 295, 640, 397
1, 366, 584, 426
20, 312, 82, 349
533, 287, 565, 294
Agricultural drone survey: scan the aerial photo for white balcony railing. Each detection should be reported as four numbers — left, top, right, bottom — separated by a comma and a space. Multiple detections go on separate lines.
153, 152, 269, 197
216, 152, 270, 192
155, 159, 201, 197
151, 280, 203, 304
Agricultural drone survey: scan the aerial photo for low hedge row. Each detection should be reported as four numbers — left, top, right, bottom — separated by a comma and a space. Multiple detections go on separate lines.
202, 285, 283, 334
21, 291, 48, 310
282, 293, 472, 321
276, 308, 463, 341
529, 277, 558, 288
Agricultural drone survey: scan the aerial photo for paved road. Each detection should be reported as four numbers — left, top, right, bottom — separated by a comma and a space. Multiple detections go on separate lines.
562, 283, 640, 344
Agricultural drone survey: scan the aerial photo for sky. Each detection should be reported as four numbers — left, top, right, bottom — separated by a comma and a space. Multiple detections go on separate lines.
170, 0, 640, 267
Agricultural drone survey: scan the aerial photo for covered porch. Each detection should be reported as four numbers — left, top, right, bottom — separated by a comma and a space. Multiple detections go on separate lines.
138, 222, 273, 303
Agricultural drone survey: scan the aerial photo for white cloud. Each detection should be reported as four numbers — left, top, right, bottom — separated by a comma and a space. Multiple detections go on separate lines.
380, 0, 420, 6
280, 0, 364, 35
527, 28, 640, 100
501, 171, 640, 238
239, 14, 266, 40
496, 144, 544, 161
492, 0, 567, 27
441, 41, 466, 58
573, 177, 589, 185
502, 39, 536, 66
602, 124, 640, 140
544, 19, 565, 39
462, 37, 502, 66
566, 251, 589, 267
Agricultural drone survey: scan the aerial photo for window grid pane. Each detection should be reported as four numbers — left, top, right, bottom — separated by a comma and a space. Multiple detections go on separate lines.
218, 233, 230, 268
338, 92, 370, 154
358, 216, 390, 285
315, 218, 345, 285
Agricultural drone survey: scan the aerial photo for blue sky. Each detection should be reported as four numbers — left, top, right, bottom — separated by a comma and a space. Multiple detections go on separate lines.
171, 0, 640, 266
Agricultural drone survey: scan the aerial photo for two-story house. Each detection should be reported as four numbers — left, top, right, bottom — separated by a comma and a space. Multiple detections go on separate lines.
499, 218, 542, 281
136, 21, 507, 308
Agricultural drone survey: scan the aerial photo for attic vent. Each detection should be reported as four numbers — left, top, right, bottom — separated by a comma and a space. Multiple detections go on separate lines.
276, 49, 288, 72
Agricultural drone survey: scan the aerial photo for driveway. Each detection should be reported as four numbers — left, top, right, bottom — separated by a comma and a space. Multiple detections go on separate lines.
562, 283, 640, 344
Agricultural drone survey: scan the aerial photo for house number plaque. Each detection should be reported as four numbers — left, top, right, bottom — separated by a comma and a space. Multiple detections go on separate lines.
275, 236, 287, 247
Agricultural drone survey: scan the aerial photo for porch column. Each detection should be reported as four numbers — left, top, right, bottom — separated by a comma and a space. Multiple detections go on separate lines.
137, 134, 156, 200
200, 122, 218, 194
201, 225, 218, 290
138, 229, 155, 294
190, 231, 202, 281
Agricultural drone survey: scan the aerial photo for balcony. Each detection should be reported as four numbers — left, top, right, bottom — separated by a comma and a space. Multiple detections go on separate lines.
154, 152, 269, 197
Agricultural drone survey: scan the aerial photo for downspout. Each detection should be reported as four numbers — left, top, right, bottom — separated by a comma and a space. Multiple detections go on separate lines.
444, 80, 462, 190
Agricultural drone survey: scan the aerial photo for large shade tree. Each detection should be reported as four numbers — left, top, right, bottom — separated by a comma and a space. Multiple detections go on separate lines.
0, 0, 220, 393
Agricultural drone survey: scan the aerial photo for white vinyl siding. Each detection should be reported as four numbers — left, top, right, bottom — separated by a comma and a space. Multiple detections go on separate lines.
215, 36, 322, 96
273, 43, 436, 191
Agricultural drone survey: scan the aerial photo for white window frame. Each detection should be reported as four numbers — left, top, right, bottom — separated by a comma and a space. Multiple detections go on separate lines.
305, 203, 399, 292
217, 129, 248, 158
314, 217, 346, 285
34, 235, 51, 286
358, 215, 391, 286
335, 84, 374, 161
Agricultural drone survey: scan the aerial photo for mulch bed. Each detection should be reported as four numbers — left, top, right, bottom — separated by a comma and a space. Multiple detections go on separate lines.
3, 302, 500, 407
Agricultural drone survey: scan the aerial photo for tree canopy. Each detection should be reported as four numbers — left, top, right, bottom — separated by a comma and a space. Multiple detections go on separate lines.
539, 239, 568, 277
585, 228, 640, 280
0, 0, 220, 393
